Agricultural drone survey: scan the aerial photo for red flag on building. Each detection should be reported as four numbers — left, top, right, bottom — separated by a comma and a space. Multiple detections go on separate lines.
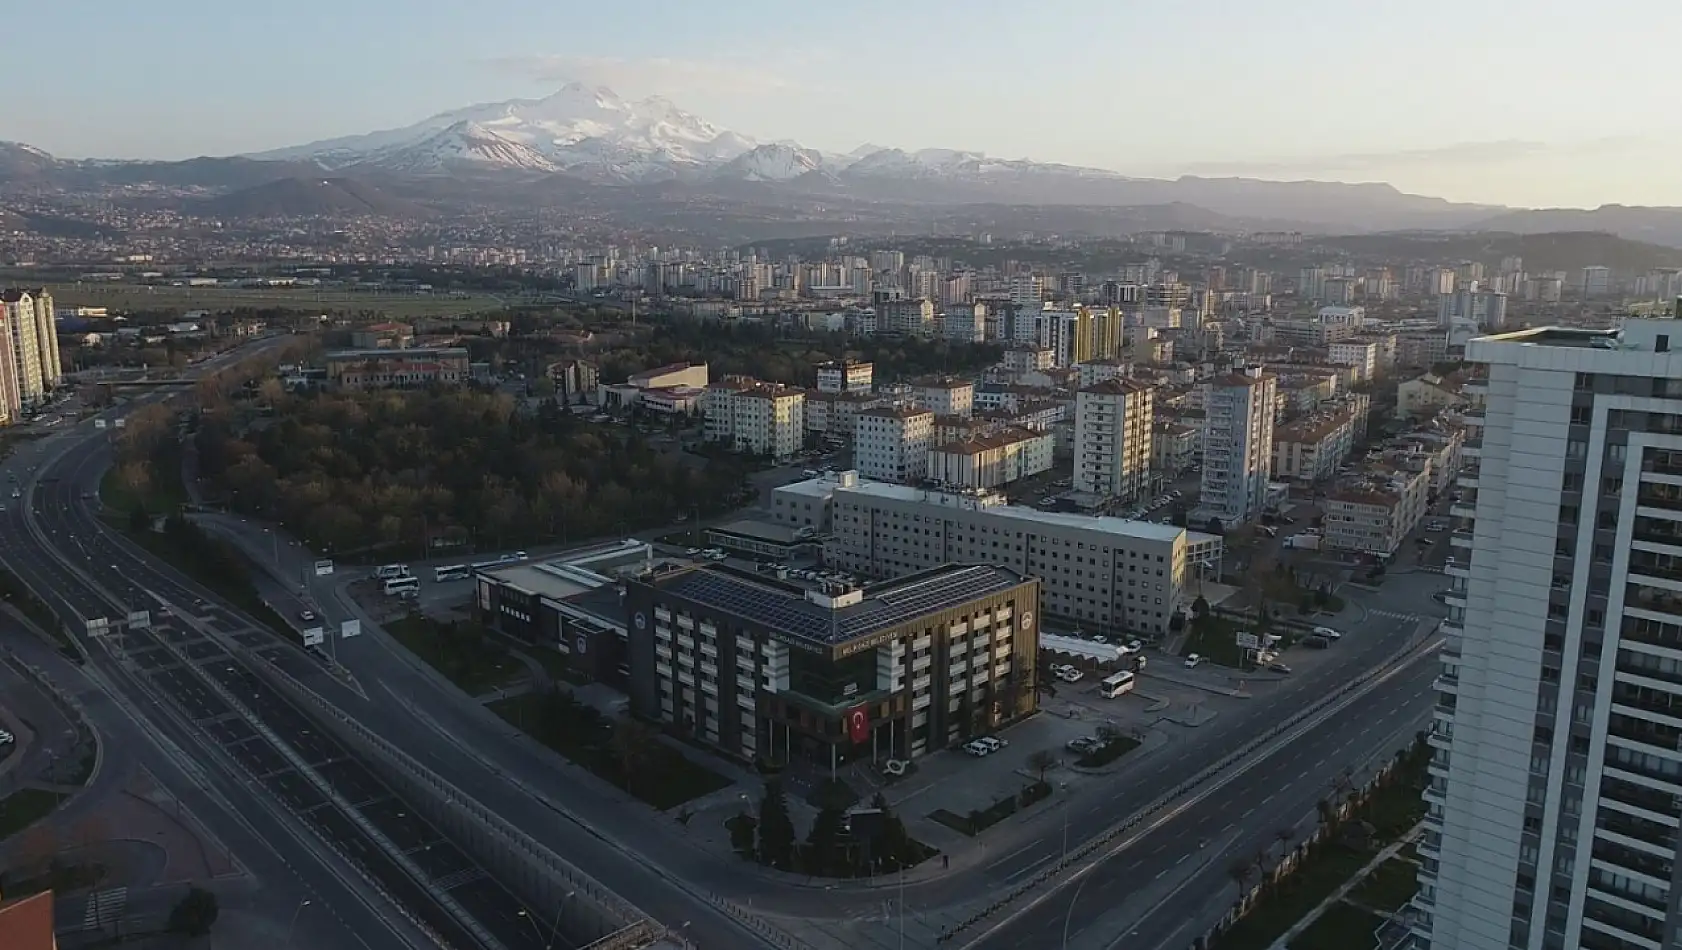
846, 705, 870, 744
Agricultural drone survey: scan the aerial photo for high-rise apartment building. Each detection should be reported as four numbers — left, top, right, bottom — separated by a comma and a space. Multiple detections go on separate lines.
702, 378, 806, 460
1074, 378, 1155, 502
0, 288, 61, 413
1195, 369, 1277, 527
1417, 320, 1682, 950
1580, 266, 1612, 297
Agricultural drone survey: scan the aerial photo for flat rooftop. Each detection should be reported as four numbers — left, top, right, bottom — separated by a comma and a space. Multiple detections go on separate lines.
647, 563, 1028, 647
831, 477, 1185, 542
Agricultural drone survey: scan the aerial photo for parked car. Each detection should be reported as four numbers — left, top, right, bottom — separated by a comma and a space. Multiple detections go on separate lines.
1056, 666, 1085, 684
1066, 736, 1100, 753
1267, 662, 1293, 674
298, 609, 318, 623
963, 739, 992, 757
977, 736, 1007, 753
1312, 626, 1343, 641
1184, 653, 1204, 668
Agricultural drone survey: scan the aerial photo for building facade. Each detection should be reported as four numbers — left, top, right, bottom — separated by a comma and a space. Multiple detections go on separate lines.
854, 407, 935, 483
816, 360, 874, 394
624, 563, 1040, 765
703, 378, 806, 460
1074, 378, 1155, 502
0, 288, 62, 410
926, 427, 1054, 490
325, 347, 470, 390
803, 474, 1201, 638
1272, 411, 1356, 484
1319, 467, 1428, 556
1197, 369, 1277, 527
1416, 321, 1682, 950
914, 378, 975, 419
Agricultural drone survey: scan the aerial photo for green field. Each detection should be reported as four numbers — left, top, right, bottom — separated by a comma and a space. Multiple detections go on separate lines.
45, 283, 505, 318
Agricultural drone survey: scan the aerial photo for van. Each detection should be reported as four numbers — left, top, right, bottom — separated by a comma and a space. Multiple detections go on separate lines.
375, 564, 409, 580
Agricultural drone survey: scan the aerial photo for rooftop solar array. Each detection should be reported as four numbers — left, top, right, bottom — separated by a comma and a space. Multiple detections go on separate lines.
653, 565, 1025, 647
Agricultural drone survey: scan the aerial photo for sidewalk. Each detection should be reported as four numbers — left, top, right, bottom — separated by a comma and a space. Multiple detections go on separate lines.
1267, 820, 1424, 950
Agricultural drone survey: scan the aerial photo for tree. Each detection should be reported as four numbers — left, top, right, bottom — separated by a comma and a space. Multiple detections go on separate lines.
168, 887, 219, 937
1226, 859, 1253, 900
726, 813, 757, 858
128, 503, 150, 533
757, 779, 797, 870
1191, 595, 1210, 618
1273, 826, 1296, 859
1205, 517, 1226, 537
805, 805, 847, 876
869, 792, 920, 870
607, 719, 661, 796
1026, 749, 1058, 783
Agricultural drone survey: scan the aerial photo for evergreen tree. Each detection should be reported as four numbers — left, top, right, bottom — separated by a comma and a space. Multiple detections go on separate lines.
757, 779, 797, 870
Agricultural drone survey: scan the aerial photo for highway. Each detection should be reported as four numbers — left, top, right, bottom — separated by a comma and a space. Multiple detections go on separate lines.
962, 654, 1434, 950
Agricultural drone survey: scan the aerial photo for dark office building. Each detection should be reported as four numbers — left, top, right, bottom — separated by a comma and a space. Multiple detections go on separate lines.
624, 563, 1039, 767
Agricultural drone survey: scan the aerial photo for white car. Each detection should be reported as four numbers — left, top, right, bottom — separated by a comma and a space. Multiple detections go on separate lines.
0, 730, 12, 745
1055, 666, 1085, 683
978, 736, 1007, 752
1119, 639, 1144, 655
962, 739, 993, 757
1312, 626, 1343, 641
1184, 653, 1204, 668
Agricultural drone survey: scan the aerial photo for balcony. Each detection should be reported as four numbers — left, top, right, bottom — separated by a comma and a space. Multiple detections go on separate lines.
1458, 409, 1486, 428
1444, 561, 1469, 579
1601, 778, 1682, 823
1450, 502, 1476, 520
1434, 672, 1460, 695
1630, 584, 1682, 620
1450, 529, 1474, 550
1636, 487, 1682, 517
1642, 454, 1682, 478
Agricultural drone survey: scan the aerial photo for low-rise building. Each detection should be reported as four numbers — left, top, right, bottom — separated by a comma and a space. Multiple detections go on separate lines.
804, 390, 890, 440
598, 361, 712, 410
1152, 421, 1199, 474
324, 347, 470, 390
1397, 371, 1470, 419
350, 321, 414, 349
1321, 466, 1430, 556
1271, 411, 1356, 483
1074, 358, 1133, 389
703, 377, 806, 460
546, 358, 599, 405
1328, 340, 1379, 381
926, 427, 1055, 489
625, 562, 1041, 763
1002, 345, 1055, 374
854, 406, 935, 483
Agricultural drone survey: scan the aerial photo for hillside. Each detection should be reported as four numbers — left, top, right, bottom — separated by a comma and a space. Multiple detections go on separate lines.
1318, 231, 1682, 274
194, 177, 434, 219
1471, 205, 1682, 249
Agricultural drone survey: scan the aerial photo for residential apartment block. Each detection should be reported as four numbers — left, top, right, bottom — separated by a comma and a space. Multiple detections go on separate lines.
803, 390, 888, 440
816, 360, 873, 394
1272, 411, 1356, 483
854, 406, 934, 483
0, 288, 63, 416
926, 427, 1054, 490
624, 562, 1040, 765
1320, 466, 1429, 556
1197, 369, 1277, 527
1328, 340, 1380, 381
914, 377, 975, 419
1416, 320, 1682, 950
779, 472, 1216, 638
1074, 378, 1155, 502
703, 377, 806, 460
1153, 421, 1199, 474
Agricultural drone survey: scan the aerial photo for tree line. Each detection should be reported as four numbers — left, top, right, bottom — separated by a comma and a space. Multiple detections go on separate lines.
192, 388, 752, 557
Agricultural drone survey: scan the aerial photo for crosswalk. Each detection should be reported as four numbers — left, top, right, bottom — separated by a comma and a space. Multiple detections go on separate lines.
81, 887, 127, 931
1369, 609, 1422, 622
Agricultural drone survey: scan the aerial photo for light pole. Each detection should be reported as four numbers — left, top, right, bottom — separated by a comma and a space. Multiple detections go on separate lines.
1060, 782, 1070, 863
286, 899, 311, 947
1061, 871, 1096, 950
898, 864, 906, 950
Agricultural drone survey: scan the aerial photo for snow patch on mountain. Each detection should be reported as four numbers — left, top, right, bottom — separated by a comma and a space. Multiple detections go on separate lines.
354, 121, 559, 174
713, 144, 826, 181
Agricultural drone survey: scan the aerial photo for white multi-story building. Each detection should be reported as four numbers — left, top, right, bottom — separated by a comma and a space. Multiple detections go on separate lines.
1009, 275, 1044, 309
1417, 319, 1682, 950
1196, 369, 1277, 527
854, 406, 935, 483
1074, 378, 1155, 502
816, 360, 873, 394
926, 427, 1054, 490
942, 305, 987, 343
1329, 340, 1380, 382
1272, 411, 1356, 484
774, 472, 1221, 638
0, 288, 60, 410
1580, 265, 1612, 297
914, 378, 974, 419
702, 378, 806, 460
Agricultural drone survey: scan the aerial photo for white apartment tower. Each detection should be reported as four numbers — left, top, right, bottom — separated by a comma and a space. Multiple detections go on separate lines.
816, 360, 873, 394
1418, 320, 1682, 950
1074, 378, 1155, 502
1196, 369, 1276, 527
702, 379, 806, 461
854, 407, 934, 484
0, 289, 61, 414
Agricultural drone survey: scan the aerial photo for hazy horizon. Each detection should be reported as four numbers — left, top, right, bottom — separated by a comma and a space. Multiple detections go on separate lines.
9, 0, 1682, 210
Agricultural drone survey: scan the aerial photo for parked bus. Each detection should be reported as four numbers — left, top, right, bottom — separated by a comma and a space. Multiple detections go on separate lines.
383, 575, 421, 596
375, 563, 410, 580
1098, 670, 1137, 698
434, 564, 471, 583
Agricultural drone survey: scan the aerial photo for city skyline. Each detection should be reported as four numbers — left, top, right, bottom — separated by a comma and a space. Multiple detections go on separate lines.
8, 0, 1682, 209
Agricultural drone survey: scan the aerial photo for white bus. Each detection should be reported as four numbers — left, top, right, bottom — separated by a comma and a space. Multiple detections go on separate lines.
375, 563, 410, 580
1098, 671, 1137, 698
383, 575, 421, 596
434, 564, 471, 583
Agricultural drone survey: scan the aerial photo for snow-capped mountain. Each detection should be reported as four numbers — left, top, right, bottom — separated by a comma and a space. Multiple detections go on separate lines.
253, 82, 755, 181
350, 121, 559, 175
712, 143, 827, 182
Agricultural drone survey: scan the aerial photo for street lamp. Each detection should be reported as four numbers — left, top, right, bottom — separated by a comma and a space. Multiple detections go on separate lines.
1060, 871, 1096, 950
286, 899, 311, 947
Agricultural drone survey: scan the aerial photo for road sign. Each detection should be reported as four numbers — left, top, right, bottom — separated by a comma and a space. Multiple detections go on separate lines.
126, 610, 151, 630
114, 418, 127, 429
314, 559, 334, 577
340, 619, 361, 639
84, 617, 109, 633
1235, 631, 1260, 650
94, 419, 107, 430
302, 627, 325, 647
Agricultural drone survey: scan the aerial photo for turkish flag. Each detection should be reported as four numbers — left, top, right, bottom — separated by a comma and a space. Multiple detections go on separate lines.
846, 706, 870, 744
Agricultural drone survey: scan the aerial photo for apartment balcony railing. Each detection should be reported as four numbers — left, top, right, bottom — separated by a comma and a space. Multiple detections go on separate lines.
1637, 489, 1682, 517
1629, 584, 1682, 619
1601, 776, 1682, 821
1629, 557, 1682, 586
1450, 530, 1474, 549
1598, 811, 1679, 853
1642, 455, 1682, 478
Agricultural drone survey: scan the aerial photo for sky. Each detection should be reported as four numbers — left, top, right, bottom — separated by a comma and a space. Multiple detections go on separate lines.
9, 0, 1682, 209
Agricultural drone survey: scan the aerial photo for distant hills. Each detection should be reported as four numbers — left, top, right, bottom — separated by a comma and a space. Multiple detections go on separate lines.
196, 177, 434, 219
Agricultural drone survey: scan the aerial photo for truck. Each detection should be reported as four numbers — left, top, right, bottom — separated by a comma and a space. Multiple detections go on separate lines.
1283, 533, 1321, 551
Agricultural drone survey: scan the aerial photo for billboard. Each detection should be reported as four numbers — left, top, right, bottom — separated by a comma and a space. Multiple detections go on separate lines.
302, 627, 325, 646
126, 610, 151, 630
1235, 632, 1260, 650
340, 619, 361, 639
314, 559, 335, 577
